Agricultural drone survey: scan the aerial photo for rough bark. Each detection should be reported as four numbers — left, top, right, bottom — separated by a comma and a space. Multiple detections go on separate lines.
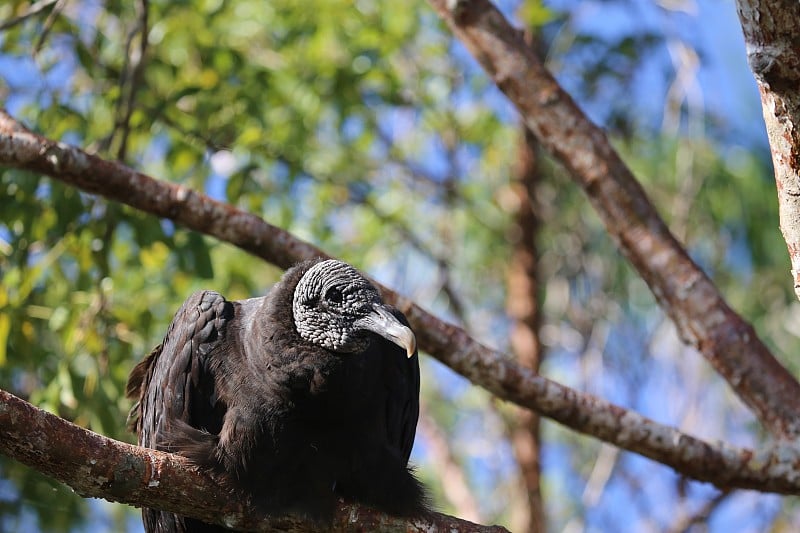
506, 128, 545, 533
3, 110, 800, 495
0, 110, 314, 272
0, 388, 506, 533
735, 0, 800, 301
425, 0, 800, 440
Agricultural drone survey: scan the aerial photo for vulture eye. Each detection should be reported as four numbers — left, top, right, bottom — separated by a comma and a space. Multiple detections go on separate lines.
325, 287, 343, 304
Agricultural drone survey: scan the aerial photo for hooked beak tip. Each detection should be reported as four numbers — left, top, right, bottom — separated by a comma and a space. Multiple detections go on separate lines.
386, 316, 417, 359
360, 304, 417, 358
404, 334, 417, 359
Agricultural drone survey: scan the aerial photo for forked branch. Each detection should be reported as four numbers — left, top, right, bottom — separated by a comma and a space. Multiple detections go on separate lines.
2, 111, 800, 495
425, 0, 800, 440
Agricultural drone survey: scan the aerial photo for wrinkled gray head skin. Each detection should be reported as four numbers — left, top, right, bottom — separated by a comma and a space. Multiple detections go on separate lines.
292, 259, 416, 356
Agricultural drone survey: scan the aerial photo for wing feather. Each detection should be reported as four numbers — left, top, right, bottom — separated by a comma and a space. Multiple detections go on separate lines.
125, 290, 233, 533
382, 308, 420, 464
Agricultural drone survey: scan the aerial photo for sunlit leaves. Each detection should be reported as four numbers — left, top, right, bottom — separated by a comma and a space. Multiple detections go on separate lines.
1, 0, 796, 530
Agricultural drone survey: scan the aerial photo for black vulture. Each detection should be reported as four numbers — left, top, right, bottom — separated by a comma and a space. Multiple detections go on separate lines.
126, 259, 427, 532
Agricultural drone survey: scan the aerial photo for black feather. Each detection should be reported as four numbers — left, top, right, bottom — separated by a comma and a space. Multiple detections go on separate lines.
126, 260, 428, 532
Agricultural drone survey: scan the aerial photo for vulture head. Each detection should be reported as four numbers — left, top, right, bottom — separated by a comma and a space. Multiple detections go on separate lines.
292, 259, 417, 357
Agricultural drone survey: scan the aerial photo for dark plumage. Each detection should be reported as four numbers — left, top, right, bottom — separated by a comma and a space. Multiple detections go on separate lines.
126, 259, 427, 532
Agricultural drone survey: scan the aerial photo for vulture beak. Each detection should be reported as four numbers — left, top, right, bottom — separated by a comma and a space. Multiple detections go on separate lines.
357, 304, 417, 358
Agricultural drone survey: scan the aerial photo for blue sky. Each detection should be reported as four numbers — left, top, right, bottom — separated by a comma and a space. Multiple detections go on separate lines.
0, 0, 789, 531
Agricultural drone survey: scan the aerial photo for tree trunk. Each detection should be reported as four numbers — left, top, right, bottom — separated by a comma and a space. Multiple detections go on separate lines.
507, 128, 545, 533
736, 0, 800, 301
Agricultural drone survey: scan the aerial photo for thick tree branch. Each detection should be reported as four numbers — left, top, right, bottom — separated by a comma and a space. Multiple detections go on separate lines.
735, 0, 800, 301
3, 111, 800, 495
425, 0, 800, 440
0, 388, 506, 532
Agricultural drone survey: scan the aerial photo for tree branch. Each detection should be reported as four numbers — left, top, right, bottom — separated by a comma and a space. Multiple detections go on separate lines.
0, 388, 506, 532
667, 489, 731, 533
0, 0, 58, 32
506, 127, 545, 533
3, 110, 800, 496
735, 0, 800, 302
424, 0, 800, 440
112, 0, 149, 161
31, 0, 66, 56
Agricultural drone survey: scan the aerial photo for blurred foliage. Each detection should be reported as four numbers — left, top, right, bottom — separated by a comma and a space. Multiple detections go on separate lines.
1, 0, 799, 531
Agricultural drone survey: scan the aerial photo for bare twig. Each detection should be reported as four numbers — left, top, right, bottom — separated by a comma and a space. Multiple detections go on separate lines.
32, 0, 67, 56
113, 0, 149, 161
667, 489, 732, 533
560, 444, 620, 533
361, 197, 472, 325
0, 388, 508, 533
0, 0, 58, 32
425, 0, 800, 440
418, 402, 483, 523
582, 444, 619, 507
663, 39, 706, 243
3, 110, 800, 495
